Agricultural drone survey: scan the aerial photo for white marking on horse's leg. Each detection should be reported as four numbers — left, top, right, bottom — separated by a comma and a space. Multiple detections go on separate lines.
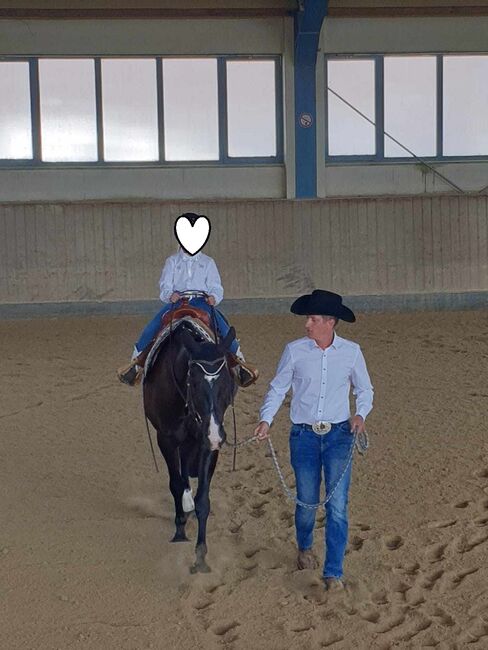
208, 412, 222, 451
182, 488, 195, 512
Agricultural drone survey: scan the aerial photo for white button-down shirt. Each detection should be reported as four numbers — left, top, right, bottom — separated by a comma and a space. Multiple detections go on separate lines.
259, 334, 373, 426
159, 250, 224, 305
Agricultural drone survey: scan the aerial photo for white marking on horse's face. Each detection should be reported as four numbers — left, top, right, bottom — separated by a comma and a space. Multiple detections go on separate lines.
208, 412, 222, 451
205, 375, 217, 385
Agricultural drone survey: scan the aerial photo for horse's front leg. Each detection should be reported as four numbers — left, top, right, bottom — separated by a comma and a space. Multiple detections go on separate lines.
158, 436, 189, 542
190, 449, 219, 574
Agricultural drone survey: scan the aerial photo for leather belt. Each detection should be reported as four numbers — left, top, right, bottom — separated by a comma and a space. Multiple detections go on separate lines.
294, 420, 348, 435
312, 421, 332, 434
294, 421, 332, 435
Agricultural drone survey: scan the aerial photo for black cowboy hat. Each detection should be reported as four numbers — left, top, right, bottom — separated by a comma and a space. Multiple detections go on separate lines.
290, 289, 356, 323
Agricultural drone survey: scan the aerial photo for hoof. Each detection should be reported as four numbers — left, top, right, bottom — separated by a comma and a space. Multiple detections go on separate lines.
171, 534, 190, 543
190, 561, 211, 574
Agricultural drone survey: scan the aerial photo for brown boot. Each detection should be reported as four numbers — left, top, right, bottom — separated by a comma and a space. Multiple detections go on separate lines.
323, 577, 345, 591
117, 346, 151, 386
117, 361, 143, 386
297, 549, 318, 570
228, 354, 259, 387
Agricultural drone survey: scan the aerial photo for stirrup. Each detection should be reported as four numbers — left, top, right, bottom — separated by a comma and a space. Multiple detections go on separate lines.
117, 362, 143, 386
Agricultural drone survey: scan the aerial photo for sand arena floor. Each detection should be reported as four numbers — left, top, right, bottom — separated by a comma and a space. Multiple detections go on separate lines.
1, 311, 488, 649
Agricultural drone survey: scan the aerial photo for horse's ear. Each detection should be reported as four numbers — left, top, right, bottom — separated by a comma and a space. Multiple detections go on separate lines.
221, 326, 236, 352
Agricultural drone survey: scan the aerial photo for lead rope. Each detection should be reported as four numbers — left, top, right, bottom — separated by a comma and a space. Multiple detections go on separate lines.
224, 430, 369, 509
267, 435, 352, 509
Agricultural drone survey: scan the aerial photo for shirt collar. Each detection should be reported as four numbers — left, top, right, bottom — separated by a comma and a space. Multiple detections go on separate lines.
177, 249, 201, 262
308, 332, 342, 350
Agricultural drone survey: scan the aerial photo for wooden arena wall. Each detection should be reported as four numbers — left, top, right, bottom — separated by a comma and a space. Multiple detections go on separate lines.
1, 195, 487, 309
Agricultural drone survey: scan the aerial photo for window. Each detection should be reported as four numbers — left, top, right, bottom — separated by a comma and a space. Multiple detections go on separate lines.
384, 56, 436, 157
326, 53, 488, 161
0, 56, 282, 165
327, 59, 376, 156
39, 59, 97, 162
443, 56, 488, 156
226, 60, 277, 157
163, 58, 219, 161
102, 58, 159, 162
0, 61, 32, 159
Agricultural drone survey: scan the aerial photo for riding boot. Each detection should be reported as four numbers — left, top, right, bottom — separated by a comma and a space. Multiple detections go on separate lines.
117, 346, 149, 386
229, 345, 259, 388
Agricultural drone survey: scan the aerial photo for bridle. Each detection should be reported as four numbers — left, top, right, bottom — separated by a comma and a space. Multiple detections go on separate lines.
184, 355, 228, 425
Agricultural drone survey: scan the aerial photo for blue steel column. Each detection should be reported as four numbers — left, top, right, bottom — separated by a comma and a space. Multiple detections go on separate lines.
294, 1, 328, 198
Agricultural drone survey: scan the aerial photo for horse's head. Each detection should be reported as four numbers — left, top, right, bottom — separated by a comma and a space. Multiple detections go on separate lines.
182, 326, 236, 451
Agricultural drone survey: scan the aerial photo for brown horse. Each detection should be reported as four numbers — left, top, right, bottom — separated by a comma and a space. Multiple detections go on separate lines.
143, 320, 236, 573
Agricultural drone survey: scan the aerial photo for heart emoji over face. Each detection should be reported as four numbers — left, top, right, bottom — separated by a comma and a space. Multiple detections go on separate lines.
174, 214, 211, 256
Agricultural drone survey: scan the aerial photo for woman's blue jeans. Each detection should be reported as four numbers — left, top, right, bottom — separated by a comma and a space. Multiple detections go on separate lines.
135, 298, 238, 354
289, 421, 354, 579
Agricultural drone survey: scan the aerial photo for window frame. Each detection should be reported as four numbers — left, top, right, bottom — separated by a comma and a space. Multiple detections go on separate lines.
325, 54, 382, 161
0, 54, 283, 167
325, 52, 488, 163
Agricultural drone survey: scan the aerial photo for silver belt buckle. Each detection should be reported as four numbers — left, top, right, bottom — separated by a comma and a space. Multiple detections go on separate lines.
312, 421, 331, 435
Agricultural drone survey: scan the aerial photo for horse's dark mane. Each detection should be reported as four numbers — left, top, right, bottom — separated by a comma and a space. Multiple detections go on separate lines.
172, 321, 223, 362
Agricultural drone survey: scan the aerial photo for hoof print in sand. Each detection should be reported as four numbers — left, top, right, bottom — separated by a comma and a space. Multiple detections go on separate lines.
419, 569, 444, 590
473, 467, 488, 480
428, 604, 456, 627
384, 535, 404, 551
371, 590, 389, 605
211, 620, 240, 639
192, 596, 214, 611
349, 535, 365, 551
447, 567, 479, 589
320, 632, 344, 646
427, 519, 457, 529
394, 561, 420, 576
375, 611, 406, 634
464, 532, 488, 552
424, 542, 446, 563
474, 515, 488, 527
407, 590, 426, 607
359, 606, 381, 624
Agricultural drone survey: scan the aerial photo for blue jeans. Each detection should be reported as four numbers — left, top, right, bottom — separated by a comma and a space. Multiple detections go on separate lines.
289, 421, 354, 579
135, 298, 238, 354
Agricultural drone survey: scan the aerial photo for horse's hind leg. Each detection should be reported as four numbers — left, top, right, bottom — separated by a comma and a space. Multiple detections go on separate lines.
158, 438, 189, 542
191, 450, 219, 574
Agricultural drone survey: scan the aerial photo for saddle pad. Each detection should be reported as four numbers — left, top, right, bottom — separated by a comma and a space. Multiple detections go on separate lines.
144, 316, 216, 378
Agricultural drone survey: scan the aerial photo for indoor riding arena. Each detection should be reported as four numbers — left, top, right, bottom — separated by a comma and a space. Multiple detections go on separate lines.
2, 2, 488, 649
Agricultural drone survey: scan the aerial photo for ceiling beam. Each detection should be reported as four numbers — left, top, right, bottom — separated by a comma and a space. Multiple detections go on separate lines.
329, 6, 488, 17
0, 7, 294, 18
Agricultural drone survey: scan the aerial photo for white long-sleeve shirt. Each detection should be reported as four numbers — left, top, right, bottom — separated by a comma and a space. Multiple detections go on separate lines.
259, 334, 373, 426
158, 250, 224, 305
